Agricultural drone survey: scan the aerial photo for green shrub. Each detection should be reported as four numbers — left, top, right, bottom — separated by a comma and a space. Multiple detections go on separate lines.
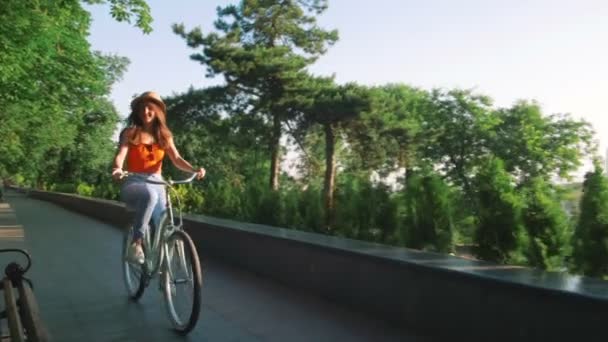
571, 165, 608, 278
520, 177, 570, 271
203, 179, 243, 219
473, 157, 528, 264
399, 172, 454, 253
76, 183, 95, 197
52, 183, 77, 194
172, 184, 205, 214
298, 183, 324, 233
282, 186, 304, 229
92, 182, 120, 201
333, 174, 399, 242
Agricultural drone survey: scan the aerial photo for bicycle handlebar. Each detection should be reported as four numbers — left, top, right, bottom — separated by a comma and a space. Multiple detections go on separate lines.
0, 248, 32, 275
121, 172, 197, 186
170, 173, 198, 185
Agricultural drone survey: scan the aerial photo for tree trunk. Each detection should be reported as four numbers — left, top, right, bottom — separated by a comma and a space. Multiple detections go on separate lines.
323, 123, 336, 231
269, 113, 281, 191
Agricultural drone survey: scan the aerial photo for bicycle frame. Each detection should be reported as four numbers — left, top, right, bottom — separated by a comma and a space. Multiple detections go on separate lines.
121, 171, 203, 333
124, 173, 197, 276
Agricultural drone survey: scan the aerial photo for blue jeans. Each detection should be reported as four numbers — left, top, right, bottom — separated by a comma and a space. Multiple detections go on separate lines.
121, 173, 167, 241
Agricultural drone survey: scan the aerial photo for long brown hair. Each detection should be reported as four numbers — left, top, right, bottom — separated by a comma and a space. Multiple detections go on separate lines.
125, 100, 173, 149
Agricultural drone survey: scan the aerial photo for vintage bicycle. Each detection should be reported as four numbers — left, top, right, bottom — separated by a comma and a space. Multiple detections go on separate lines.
121, 172, 203, 334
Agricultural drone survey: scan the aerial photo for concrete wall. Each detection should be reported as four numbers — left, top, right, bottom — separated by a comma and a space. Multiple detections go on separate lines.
27, 189, 608, 342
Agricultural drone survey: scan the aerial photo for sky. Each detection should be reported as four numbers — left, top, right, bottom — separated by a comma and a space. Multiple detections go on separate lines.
84, 0, 608, 176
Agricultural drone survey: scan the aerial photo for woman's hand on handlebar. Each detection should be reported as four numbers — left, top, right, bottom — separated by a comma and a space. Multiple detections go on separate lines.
112, 168, 125, 182
194, 167, 206, 180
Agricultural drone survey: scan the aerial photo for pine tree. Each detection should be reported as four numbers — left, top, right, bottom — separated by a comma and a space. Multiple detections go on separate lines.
571, 164, 608, 278
304, 82, 372, 230
173, 0, 338, 190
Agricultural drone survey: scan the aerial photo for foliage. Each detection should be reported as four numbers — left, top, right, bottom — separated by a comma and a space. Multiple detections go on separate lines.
296, 182, 324, 232
473, 157, 528, 264
0, 0, 133, 187
5, 0, 606, 279
171, 184, 205, 214
449, 189, 477, 245
333, 173, 399, 242
399, 171, 454, 253
83, 0, 153, 33
52, 183, 78, 194
303, 81, 373, 229
76, 183, 95, 197
491, 101, 594, 182
92, 181, 121, 201
520, 177, 571, 271
422, 89, 498, 201
173, 0, 338, 190
353, 84, 431, 175
571, 163, 608, 278
201, 178, 245, 219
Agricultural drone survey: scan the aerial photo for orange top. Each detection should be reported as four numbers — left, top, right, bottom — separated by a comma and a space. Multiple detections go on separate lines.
126, 143, 165, 174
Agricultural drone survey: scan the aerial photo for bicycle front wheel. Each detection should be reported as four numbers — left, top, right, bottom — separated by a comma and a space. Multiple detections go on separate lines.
162, 230, 202, 334
122, 226, 145, 300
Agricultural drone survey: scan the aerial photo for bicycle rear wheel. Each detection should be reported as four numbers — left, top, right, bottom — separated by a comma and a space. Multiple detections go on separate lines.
162, 230, 202, 334
122, 227, 145, 300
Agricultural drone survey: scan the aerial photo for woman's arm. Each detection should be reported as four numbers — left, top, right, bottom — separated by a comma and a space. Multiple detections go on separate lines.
166, 137, 206, 179
112, 130, 129, 180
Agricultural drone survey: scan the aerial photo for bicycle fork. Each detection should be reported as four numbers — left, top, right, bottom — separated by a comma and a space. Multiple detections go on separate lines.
160, 239, 191, 292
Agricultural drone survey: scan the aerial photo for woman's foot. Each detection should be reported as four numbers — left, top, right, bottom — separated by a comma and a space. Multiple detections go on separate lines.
127, 241, 145, 264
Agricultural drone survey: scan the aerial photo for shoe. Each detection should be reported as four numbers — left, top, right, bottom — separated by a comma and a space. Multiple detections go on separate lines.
127, 243, 145, 265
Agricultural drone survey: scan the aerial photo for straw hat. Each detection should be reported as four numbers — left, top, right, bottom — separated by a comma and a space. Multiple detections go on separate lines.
130, 91, 166, 113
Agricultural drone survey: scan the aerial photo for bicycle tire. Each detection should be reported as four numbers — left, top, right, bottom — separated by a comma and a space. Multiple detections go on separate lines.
162, 230, 203, 334
122, 226, 146, 300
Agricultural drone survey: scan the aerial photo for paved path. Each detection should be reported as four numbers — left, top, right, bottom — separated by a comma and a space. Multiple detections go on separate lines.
2, 191, 433, 342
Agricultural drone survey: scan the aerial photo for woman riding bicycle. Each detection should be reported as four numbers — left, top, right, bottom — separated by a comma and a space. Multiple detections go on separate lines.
111, 91, 205, 265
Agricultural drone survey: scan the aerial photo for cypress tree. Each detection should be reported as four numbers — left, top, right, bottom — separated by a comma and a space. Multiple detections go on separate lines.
400, 171, 454, 253
521, 177, 570, 271
473, 157, 528, 264
571, 164, 608, 278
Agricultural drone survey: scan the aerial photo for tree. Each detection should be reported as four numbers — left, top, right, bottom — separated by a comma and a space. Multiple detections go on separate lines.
51, 52, 129, 185
351, 84, 430, 178
422, 89, 498, 202
163, 86, 269, 186
400, 171, 454, 253
492, 100, 594, 183
571, 163, 608, 278
293, 124, 326, 182
83, 0, 153, 33
331, 173, 398, 242
54, 99, 121, 184
305, 82, 371, 230
0, 0, 152, 186
520, 177, 570, 271
173, 0, 338, 190
473, 157, 528, 264
0, 1, 108, 184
